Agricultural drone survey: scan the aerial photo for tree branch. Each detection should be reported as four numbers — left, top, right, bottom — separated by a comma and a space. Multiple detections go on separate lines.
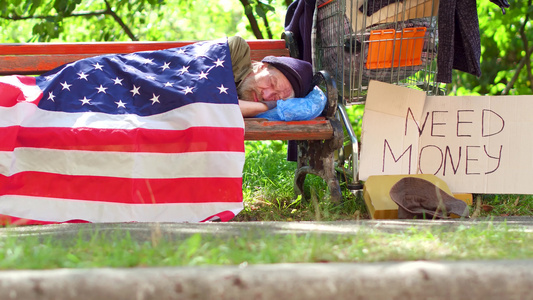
1, 1, 138, 41
103, 0, 137, 41
522, 0, 533, 93
258, 2, 273, 39
503, 3, 532, 95
502, 45, 533, 95
239, 0, 264, 39
0, 10, 108, 20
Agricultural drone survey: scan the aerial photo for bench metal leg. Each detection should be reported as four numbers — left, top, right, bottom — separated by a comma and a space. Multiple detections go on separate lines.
294, 118, 344, 203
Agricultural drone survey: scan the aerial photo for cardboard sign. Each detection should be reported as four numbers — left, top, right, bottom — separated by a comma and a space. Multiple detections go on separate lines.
359, 80, 531, 194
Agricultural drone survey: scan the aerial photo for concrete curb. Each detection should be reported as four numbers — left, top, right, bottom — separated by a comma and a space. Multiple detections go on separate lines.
1, 260, 532, 300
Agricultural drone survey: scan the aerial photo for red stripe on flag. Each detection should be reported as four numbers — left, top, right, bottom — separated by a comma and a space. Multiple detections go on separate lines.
0, 172, 243, 204
0, 212, 238, 225
201, 210, 237, 222
0, 215, 90, 226
0, 76, 42, 107
0, 126, 245, 152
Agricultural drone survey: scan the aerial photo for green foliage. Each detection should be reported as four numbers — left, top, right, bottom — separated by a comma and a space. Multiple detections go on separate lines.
254, 1, 276, 20
345, 104, 364, 138
1, 0, 164, 42
449, 0, 533, 96
0, 0, 287, 42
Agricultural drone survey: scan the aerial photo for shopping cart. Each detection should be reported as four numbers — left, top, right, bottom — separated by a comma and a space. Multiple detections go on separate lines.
313, 0, 443, 189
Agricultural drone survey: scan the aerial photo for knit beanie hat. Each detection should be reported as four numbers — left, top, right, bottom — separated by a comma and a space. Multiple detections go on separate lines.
261, 56, 313, 98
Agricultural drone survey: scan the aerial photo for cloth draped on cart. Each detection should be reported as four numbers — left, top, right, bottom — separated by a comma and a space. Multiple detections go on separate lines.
0, 39, 245, 225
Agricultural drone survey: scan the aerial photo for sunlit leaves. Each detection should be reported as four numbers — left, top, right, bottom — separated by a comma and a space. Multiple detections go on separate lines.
1, 0, 166, 42
451, 0, 532, 95
254, 1, 275, 20
1, 0, 288, 42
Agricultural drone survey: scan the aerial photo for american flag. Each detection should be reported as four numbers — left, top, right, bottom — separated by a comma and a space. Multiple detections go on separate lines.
0, 39, 245, 225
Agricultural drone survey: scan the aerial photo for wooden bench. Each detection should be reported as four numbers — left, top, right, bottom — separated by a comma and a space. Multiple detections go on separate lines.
0, 38, 345, 202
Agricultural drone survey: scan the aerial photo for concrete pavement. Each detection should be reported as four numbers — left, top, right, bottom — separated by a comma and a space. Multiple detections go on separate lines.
1, 260, 533, 300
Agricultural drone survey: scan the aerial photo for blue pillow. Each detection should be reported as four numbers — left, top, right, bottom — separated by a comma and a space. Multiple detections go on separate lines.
255, 86, 327, 121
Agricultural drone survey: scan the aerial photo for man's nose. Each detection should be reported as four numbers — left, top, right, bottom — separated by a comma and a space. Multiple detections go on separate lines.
261, 89, 277, 101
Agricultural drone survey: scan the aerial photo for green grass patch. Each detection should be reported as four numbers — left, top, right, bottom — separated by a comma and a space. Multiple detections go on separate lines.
475, 194, 533, 217
0, 223, 530, 270
239, 140, 368, 221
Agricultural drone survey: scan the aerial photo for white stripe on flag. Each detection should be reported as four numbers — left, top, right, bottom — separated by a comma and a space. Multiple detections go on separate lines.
0, 195, 243, 223
0, 149, 245, 178
0, 101, 244, 130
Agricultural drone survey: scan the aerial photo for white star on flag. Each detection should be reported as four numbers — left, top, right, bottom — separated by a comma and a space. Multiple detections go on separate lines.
47, 92, 56, 101
80, 96, 91, 105
160, 62, 171, 71
96, 85, 108, 94
214, 59, 224, 67
179, 66, 189, 74
115, 100, 126, 108
150, 94, 160, 104
93, 62, 104, 70
183, 86, 193, 95
198, 71, 209, 79
143, 58, 155, 65
130, 85, 141, 96
77, 72, 89, 81
61, 82, 72, 91
113, 77, 123, 85
217, 84, 228, 94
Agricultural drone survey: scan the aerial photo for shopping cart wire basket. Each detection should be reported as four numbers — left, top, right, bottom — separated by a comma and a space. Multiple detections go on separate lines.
315, 0, 443, 105
313, 0, 444, 189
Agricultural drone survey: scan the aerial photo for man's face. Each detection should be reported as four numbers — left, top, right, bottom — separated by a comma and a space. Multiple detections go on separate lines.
237, 63, 295, 102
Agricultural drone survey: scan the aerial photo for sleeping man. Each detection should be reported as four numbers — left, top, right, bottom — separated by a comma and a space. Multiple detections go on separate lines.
228, 36, 323, 119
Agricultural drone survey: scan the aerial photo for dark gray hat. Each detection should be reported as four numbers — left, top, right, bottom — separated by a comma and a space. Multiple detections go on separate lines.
261, 56, 313, 98
389, 177, 470, 219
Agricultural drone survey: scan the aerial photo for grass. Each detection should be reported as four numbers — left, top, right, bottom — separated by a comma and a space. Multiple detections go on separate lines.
476, 194, 533, 217
237, 139, 367, 221
0, 222, 531, 270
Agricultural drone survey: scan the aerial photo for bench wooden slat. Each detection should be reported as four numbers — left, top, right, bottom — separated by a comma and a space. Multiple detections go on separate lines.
244, 117, 333, 140
0, 49, 289, 75
1, 54, 97, 75
0, 40, 289, 75
0, 40, 287, 55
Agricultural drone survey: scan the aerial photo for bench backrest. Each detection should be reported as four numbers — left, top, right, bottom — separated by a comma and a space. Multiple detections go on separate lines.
0, 39, 289, 75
